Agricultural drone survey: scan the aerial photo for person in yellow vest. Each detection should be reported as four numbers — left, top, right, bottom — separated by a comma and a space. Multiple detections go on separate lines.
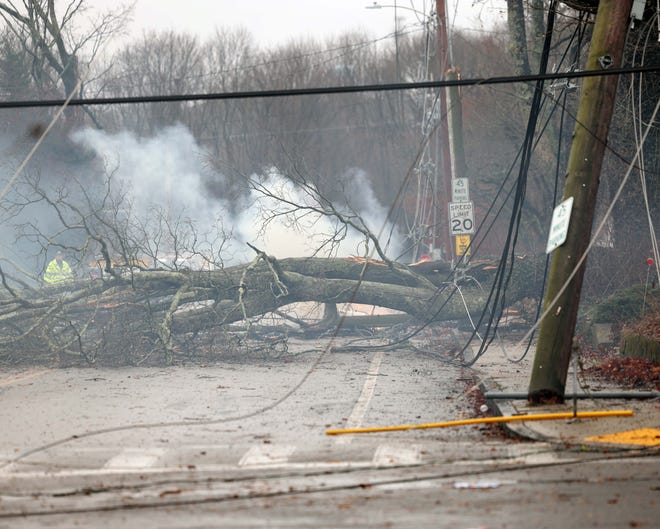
43, 251, 74, 284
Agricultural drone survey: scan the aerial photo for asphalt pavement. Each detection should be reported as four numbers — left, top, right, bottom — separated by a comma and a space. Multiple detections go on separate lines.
1, 338, 658, 528
469, 339, 660, 449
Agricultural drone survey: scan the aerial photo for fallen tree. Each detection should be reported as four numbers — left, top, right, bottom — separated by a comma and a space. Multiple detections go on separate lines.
0, 251, 546, 366
0, 169, 548, 366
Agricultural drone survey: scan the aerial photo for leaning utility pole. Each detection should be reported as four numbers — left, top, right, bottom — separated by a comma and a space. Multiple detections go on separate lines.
528, 0, 634, 403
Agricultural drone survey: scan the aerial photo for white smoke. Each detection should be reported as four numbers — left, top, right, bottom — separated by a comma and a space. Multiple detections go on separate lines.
70, 124, 400, 263
71, 125, 222, 229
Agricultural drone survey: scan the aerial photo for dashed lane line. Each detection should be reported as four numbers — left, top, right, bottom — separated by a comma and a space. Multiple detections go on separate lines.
335, 350, 384, 445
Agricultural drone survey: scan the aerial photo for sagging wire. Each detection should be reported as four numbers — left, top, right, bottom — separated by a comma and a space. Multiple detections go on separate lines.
631, 11, 660, 281
380, 79, 573, 354
330, 70, 582, 360
414, 79, 660, 406
326, 4, 655, 408
514, 95, 660, 354
465, 10, 660, 367
504, 11, 589, 365
457, 1, 559, 367
502, 90, 568, 365
455, 6, 626, 369
311, 57, 599, 367
516, 92, 660, 400
423, 2, 586, 331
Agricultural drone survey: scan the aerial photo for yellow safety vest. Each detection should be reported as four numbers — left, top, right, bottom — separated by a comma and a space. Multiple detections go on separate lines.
43, 259, 73, 284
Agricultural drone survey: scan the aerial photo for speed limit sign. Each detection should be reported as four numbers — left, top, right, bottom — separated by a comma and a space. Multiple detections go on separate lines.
449, 201, 475, 235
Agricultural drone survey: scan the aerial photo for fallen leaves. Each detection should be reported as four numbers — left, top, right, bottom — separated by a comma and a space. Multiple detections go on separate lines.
584, 356, 660, 390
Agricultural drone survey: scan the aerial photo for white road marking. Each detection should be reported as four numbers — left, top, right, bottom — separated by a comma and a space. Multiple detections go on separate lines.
335, 350, 385, 445
373, 444, 422, 466
238, 444, 296, 466
103, 447, 166, 469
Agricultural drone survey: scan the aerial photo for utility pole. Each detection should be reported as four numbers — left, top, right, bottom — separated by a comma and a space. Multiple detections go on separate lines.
446, 69, 467, 184
445, 67, 472, 259
528, 0, 634, 403
434, 0, 454, 262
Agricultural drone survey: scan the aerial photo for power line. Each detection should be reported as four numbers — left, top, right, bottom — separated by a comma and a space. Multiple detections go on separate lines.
1, 65, 658, 109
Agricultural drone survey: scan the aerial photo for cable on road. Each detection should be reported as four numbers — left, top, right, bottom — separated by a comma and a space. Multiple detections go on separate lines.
1, 447, 657, 519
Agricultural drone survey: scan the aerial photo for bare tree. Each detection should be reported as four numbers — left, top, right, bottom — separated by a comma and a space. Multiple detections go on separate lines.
0, 0, 131, 125
104, 31, 203, 134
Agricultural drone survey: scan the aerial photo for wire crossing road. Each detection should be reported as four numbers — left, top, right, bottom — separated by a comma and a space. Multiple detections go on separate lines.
1, 344, 657, 527
1, 346, 483, 471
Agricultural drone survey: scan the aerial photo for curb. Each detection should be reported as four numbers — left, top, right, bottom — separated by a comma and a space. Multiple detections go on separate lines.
478, 376, 552, 443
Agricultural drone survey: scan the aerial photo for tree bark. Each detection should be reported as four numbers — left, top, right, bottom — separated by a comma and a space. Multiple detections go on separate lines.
507, 0, 533, 101
0, 255, 546, 365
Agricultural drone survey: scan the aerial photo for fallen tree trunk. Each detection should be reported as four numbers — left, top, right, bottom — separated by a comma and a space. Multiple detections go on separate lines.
0, 254, 546, 365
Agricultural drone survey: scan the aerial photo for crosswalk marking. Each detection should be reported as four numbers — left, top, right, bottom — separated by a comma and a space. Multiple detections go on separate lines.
2, 441, 500, 477
103, 447, 166, 469
238, 444, 296, 466
373, 444, 422, 466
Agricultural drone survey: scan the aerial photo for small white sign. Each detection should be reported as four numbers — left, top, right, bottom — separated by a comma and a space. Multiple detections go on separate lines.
546, 197, 574, 254
452, 178, 470, 202
449, 201, 475, 235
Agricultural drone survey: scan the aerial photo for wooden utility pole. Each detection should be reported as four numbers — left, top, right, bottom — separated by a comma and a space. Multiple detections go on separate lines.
528, 0, 633, 403
434, 0, 453, 262
446, 68, 467, 184
446, 67, 472, 259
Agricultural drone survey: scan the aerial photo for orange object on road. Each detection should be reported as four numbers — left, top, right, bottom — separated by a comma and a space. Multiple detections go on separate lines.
326, 410, 634, 435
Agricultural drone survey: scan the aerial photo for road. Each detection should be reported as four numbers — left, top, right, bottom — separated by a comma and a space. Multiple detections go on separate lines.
1, 339, 658, 528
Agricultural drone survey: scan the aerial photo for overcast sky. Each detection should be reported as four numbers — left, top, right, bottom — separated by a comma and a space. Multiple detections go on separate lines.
97, 0, 507, 49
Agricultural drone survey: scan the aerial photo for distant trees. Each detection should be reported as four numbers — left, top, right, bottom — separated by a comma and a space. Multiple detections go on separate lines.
106, 31, 204, 134
0, 0, 130, 107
